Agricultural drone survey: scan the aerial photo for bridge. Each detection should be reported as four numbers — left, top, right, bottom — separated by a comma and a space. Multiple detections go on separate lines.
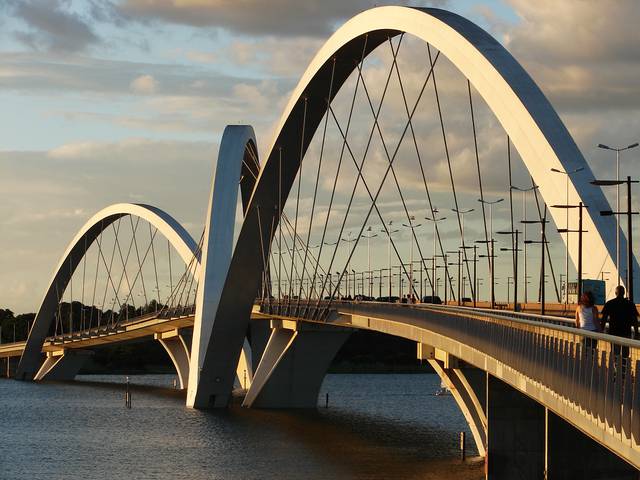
2, 6, 640, 479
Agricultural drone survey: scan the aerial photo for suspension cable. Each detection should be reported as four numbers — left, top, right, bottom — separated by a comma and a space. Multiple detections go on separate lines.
298, 57, 336, 311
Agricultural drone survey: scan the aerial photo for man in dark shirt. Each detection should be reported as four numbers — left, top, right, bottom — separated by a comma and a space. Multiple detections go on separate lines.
600, 286, 639, 339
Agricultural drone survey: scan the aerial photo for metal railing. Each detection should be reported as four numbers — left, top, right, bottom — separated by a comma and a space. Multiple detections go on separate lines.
261, 298, 640, 456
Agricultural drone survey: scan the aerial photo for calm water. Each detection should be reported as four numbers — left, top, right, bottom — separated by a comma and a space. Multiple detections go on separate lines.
0, 374, 479, 480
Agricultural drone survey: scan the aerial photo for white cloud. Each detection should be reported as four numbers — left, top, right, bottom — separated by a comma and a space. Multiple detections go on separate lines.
130, 73, 157, 94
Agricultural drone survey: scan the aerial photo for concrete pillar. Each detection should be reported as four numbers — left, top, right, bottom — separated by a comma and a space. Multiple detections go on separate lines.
34, 350, 93, 381
4, 356, 19, 378
235, 338, 253, 390
249, 319, 271, 373
243, 320, 351, 408
546, 410, 638, 479
156, 330, 191, 389
157, 328, 253, 391
486, 375, 545, 480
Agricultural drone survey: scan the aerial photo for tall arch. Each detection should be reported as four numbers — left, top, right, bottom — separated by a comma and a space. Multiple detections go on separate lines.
188, 6, 630, 407
16, 203, 199, 380
187, 125, 259, 406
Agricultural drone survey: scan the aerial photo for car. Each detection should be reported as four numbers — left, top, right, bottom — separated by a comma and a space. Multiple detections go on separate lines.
421, 295, 442, 304
376, 296, 400, 303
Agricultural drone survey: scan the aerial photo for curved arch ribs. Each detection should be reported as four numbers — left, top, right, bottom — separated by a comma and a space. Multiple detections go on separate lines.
16, 10, 636, 466
187, 6, 631, 407
17, 127, 260, 389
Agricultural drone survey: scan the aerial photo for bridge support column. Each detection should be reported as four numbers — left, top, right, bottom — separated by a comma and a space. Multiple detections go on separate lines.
243, 320, 351, 408
34, 350, 93, 381
157, 328, 253, 391
545, 409, 637, 479
4, 356, 19, 378
419, 344, 487, 457
486, 375, 545, 480
249, 319, 271, 374
156, 330, 192, 390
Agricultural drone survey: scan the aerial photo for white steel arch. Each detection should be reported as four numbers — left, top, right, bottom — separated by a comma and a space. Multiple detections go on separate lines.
264, 6, 627, 297
189, 6, 634, 408
16, 203, 199, 380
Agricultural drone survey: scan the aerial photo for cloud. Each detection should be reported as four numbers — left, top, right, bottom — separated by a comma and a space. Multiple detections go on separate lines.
117, 0, 447, 36
130, 73, 157, 94
0, 138, 217, 312
0, 52, 253, 96
8, 0, 99, 53
503, 0, 640, 114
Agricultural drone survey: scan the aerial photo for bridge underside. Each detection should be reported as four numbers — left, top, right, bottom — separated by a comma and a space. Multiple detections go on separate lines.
251, 302, 640, 475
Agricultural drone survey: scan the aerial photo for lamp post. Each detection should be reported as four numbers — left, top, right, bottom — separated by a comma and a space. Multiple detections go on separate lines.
598, 142, 639, 286
477, 239, 496, 309
381, 221, 400, 300
459, 245, 478, 306
524, 206, 549, 314
341, 232, 357, 298
425, 209, 447, 301
550, 167, 584, 304
361, 226, 378, 298
324, 240, 339, 297
447, 250, 462, 305
592, 176, 639, 302
453, 207, 475, 301
498, 229, 520, 311
478, 198, 504, 308
551, 202, 588, 302
435, 254, 449, 304
402, 216, 422, 301
511, 185, 538, 303
413, 259, 424, 300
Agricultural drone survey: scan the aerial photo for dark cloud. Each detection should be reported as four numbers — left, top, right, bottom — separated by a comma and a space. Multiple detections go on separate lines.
8, 0, 99, 52
116, 0, 447, 37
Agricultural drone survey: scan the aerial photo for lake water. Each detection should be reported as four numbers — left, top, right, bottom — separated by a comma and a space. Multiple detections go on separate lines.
0, 374, 482, 480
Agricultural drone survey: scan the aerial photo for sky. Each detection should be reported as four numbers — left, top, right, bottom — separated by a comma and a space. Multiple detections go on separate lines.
2, 0, 640, 313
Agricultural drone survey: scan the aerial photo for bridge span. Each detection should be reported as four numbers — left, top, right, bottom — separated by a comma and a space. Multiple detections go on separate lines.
4, 299, 638, 476
4, 5, 640, 479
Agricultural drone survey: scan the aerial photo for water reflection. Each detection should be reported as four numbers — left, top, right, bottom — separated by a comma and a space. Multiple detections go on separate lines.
0, 374, 482, 480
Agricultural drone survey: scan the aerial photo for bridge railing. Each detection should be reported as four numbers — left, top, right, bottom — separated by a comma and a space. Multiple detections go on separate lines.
260, 299, 640, 456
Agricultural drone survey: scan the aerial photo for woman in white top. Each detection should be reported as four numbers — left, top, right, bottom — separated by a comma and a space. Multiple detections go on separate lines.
575, 291, 600, 333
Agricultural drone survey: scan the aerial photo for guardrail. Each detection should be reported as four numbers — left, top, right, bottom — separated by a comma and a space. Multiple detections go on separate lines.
260, 298, 640, 459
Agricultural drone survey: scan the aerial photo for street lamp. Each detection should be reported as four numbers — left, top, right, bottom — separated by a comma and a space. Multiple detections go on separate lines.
598, 142, 639, 286
476, 240, 497, 309
460, 244, 479, 307
551, 202, 588, 302
381, 221, 400, 299
478, 197, 503, 307
425, 209, 447, 300
453, 207, 475, 300
550, 166, 584, 304
402, 215, 422, 301
361, 226, 378, 298
498, 229, 520, 311
592, 176, 639, 302
524, 206, 549, 314
447, 249, 462, 305
341, 232, 357, 298
511, 185, 538, 303
324, 240, 339, 298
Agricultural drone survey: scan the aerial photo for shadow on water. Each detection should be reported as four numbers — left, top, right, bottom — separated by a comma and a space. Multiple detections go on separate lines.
1, 374, 483, 480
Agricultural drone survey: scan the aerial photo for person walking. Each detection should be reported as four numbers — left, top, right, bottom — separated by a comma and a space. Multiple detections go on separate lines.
575, 291, 600, 349
600, 285, 639, 356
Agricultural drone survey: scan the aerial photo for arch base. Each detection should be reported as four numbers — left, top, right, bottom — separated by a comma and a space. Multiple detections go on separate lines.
34, 350, 93, 381
243, 320, 351, 408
